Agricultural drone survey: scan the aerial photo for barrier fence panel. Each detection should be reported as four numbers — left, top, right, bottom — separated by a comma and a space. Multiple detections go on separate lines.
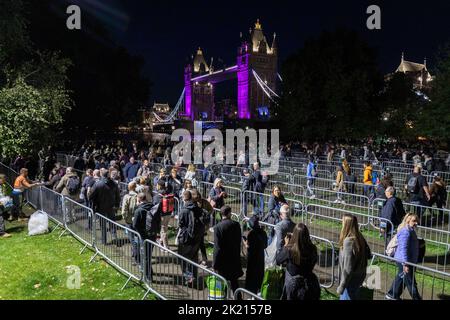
403, 202, 450, 247
40, 186, 65, 226
198, 181, 242, 217
252, 219, 336, 289
241, 191, 272, 219
63, 196, 95, 252
233, 288, 264, 300
142, 239, 230, 300
305, 204, 393, 257
91, 213, 144, 289
25, 185, 41, 210
0, 162, 19, 186
301, 187, 370, 214
371, 253, 450, 300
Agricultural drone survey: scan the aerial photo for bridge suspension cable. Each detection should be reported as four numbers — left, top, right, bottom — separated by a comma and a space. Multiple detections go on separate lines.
152, 88, 185, 123
251, 69, 280, 104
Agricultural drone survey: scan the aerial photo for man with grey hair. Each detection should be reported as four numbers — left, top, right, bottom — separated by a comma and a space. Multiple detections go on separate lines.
55, 166, 80, 200
381, 186, 406, 241
274, 204, 295, 253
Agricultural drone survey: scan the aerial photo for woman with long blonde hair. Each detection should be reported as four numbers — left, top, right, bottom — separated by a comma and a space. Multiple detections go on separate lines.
386, 213, 421, 300
337, 214, 371, 300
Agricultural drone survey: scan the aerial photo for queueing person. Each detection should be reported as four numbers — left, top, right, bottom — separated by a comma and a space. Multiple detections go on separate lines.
243, 215, 268, 294
177, 190, 205, 285
276, 223, 320, 300
213, 205, 243, 296
337, 214, 371, 300
386, 213, 422, 300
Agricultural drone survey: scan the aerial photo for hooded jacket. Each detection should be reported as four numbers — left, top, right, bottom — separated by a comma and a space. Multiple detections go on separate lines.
132, 201, 159, 239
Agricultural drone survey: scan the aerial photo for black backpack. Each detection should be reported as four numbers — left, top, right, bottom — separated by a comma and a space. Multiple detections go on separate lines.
187, 207, 206, 241
407, 175, 420, 194
67, 175, 80, 195
145, 204, 161, 237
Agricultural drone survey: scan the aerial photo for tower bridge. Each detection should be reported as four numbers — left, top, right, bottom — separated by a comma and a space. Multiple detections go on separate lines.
153, 19, 280, 125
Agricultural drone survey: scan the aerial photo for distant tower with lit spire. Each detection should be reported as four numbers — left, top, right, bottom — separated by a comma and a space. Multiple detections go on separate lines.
237, 19, 278, 119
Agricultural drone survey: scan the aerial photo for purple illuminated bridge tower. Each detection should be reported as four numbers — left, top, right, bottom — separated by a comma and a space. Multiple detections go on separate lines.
182, 19, 278, 121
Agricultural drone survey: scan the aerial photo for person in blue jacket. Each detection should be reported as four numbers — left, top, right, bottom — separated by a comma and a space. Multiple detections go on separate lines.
386, 213, 422, 300
306, 156, 316, 199
123, 157, 140, 182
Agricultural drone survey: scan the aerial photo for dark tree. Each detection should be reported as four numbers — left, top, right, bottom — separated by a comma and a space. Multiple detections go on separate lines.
417, 43, 450, 142
377, 72, 424, 141
276, 29, 383, 142
26, 0, 151, 135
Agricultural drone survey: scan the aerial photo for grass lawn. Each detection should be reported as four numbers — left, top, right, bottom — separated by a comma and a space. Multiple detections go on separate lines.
0, 219, 149, 300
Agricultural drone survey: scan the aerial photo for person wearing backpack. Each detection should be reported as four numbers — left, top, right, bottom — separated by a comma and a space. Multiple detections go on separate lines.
404, 165, 431, 218
55, 167, 80, 200
386, 213, 422, 300
337, 214, 372, 300
133, 193, 160, 281
153, 180, 175, 248
177, 190, 205, 285
121, 181, 138, 261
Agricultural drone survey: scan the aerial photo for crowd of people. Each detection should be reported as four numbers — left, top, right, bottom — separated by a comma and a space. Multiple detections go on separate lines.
0, 138, 447, 300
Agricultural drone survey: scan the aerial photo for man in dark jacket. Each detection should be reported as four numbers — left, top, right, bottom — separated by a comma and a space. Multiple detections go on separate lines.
123, 157, 140, 182
213, 205, 243, 295
381, 187, 406, 241
133, 193, 160, 281
177, 190, 205, 284
88, 169, 120, 244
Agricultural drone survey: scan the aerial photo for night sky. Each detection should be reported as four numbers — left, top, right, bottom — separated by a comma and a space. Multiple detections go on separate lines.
60, 0, 450, 105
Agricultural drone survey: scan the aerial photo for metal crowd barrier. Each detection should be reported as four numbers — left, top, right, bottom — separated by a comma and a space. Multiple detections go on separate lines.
233, 288, 264, 300
302, 186, 371, 213
370, 253, 450, 300
304, 204, 393, 257
63, 196, 95, 253
142, 239, 230, 300
40, 186, 65, 228
197, 181, 242, 217
403, 202, 450, 247
0, 162, 19, 185
90, 212, 144, 289
25, 185, 41, 210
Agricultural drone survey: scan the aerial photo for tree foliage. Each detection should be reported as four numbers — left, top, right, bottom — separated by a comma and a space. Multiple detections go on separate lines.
277, 29, 383, 142
0, 0, 72, 157
417, 44, 450, 142
377, 72, 424, 140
